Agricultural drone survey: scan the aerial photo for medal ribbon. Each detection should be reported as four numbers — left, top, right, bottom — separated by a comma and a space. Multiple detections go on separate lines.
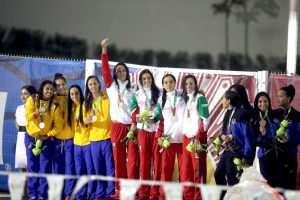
118, 83, 127, 104
62, 97, 67, 118
92, 95, 101, 116
39, 100, 49, 123
227, 107, 236, 134
187, 95, 195, 118
259, 109, 268, 119
167, 90, 177, 116
73, 105, 79, 130
142, 88, 153, 110
284, 107, 291, 119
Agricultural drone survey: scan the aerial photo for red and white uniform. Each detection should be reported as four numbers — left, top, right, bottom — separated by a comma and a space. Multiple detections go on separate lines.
181, 92, 210, 200
131, 87, 162, 200
101, 53, 139, 195
156, 90, 186, 200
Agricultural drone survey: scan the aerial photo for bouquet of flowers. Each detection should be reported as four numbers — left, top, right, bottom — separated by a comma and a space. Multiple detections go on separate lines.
233, 158, 249, 179
186, 139, 208, 157
209, 136, 224, 156
161, 133, 171, 149
276, 119, 289, 143
120, 130, 137, 144
159, 133, 171, 153
32, 136, 47, 156
138, 109, 155, 129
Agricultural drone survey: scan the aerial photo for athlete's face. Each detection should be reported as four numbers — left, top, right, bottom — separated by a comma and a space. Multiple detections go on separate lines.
88, 78, 100, 95
116, 65, 127, 82
55, 79, 67, 95
70, 87, 80, 104
185, 78, 196, 94
163, 76, 176, 93
222, 96, 230, 109
21, 89, 31, 103
142, 73, 152, 88
258, 96, 269, 112
277, 90, 290, 107
43, 84, 54, 100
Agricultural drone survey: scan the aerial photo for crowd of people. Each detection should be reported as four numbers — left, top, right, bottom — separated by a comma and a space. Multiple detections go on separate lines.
14, 38, 300, 200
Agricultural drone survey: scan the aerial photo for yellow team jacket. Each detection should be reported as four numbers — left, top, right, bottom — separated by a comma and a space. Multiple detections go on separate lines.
25, 95, 63, 138
54, 94, 74, 140
85, 92, 112, 141
73, 102, 90, 146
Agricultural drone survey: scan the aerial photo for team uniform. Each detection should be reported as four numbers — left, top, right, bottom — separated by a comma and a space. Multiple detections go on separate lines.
72, 102, 96, 200
181, 92, 209, 200
86, 92, 115, 199
53, 94, 76, 198
15, 104, 27, 168
101, 53, 139, 196
252, 109, 281, 188
267, 107, 300, 189
156, 90, 185, 200
131, 87, 162, 200
25, 95, 63, 200
214, 107, 253, 186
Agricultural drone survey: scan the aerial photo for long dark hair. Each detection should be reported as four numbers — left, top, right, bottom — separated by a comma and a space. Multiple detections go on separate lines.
253, 92, 272, 117
161, 74, 176, 109
138, 69, 160, 105
182, 74, 200, 103
85, 75, 102, 112
224, 90, 239, 107
280, 84, 295, 103
36, 80, 54, 110
229, 83, 252, 110
113, 62, 131, 90
67, 85, 84, 127
22, 85, 36, 95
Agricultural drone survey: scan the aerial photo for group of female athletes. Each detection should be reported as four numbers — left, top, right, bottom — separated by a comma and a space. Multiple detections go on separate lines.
14, 38, 300, 200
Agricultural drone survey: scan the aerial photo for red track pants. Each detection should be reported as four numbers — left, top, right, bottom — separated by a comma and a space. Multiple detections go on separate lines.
159, 143, 182, 200
111, 122, 139, 193
181, 135, 207, 200
138, 130, 162, 199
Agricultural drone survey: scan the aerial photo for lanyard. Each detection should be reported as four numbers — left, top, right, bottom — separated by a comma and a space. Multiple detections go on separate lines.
259, 110, 268, 119
73, 105, 80, 128
39, 100, 49, 122
142, 88, 153, 108
118, 83, 127, 102
284, 107, 291, 119
92, 95, 101, 115
187, 95, 195, 118
227, 107, 236, 128
167, 90, 177, 116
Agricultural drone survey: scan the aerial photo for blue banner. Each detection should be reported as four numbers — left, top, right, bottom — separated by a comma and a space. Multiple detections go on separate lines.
0, 55, 85, 191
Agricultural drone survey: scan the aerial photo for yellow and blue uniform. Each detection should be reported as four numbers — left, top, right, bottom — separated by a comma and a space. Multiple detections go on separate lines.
53, 94, 76, 197
25, 94, 63, 199
73, 102, 96, 199
86, 92, 115, 199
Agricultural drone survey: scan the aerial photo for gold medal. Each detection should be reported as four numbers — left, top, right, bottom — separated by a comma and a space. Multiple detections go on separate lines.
92, 116, 97, 122
119, 102, 123, 109
39, 122, 45, 129
171, 115, 177, 122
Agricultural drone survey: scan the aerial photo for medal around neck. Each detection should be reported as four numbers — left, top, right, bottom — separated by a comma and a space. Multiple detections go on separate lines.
39, 122, 45, 129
